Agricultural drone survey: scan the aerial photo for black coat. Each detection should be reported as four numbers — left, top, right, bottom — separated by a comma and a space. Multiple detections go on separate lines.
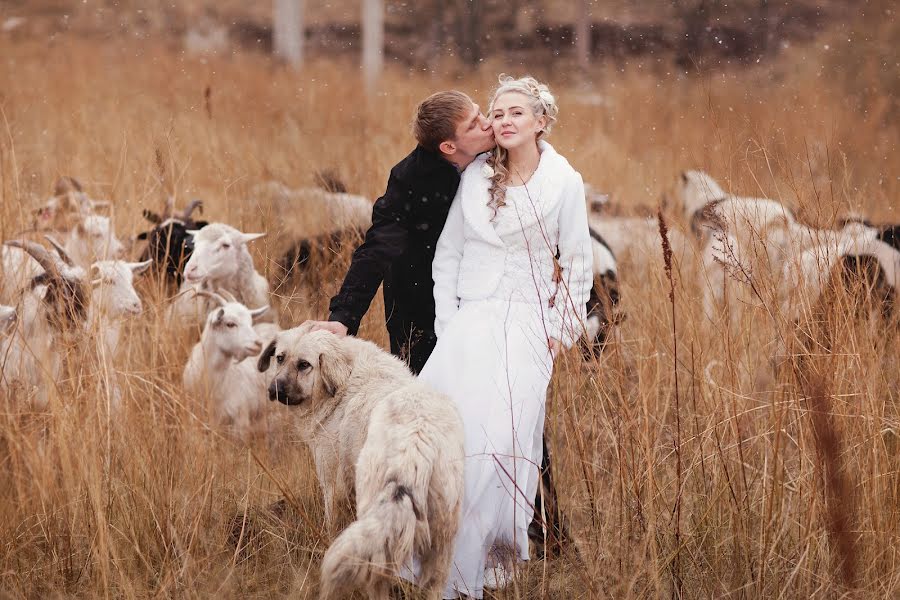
328, 145, 461, 361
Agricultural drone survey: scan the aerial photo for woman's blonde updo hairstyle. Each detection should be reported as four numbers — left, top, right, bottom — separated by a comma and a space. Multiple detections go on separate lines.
485, 74, 559, 217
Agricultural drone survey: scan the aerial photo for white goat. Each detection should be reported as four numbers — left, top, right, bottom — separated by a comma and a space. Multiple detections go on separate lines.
183, 291, 275, 438
31, 176, 111, 232
1, 214, 124, 301
0, 239, 90, 409
677, 170, 809, 257
81, 258, 152, 411
169, 223, 273, 329
781, 224, 899, 322
88, 260, 151, 349
678, 170, 850, 322
252, 181, 372, 230
64, 215, 125, 267
588, 214, 690, 272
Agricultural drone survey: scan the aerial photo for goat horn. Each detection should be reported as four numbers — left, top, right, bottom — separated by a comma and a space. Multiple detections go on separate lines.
4, 240, 61, 277
194, 289, 228, 307
218, 289, 238, 303
54, 176, 83, 195
162, 196, 176, 220
44, 235, 75, 267
181, 199, 203, 220
142, 208, 162, 224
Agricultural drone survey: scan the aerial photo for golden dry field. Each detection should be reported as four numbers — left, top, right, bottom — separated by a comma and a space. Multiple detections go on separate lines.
0, 10, 899, 599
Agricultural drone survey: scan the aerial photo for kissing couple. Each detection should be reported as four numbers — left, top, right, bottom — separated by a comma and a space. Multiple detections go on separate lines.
307, 74, 593, 598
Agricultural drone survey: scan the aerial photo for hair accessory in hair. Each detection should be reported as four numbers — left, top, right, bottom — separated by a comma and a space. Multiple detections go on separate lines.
538, 89, 555, 108
481, 163, 496, 178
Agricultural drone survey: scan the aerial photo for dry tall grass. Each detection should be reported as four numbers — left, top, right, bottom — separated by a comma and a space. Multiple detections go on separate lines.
0, 29, 898, 599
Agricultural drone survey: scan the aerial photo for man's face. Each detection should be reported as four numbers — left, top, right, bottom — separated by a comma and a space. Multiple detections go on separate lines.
447, 102, 494, 166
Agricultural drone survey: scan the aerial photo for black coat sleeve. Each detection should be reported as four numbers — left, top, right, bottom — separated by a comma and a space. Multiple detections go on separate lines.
328, 173, 412, 335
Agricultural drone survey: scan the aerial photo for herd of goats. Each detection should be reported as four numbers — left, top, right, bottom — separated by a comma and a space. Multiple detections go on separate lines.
0, 171, 897, 437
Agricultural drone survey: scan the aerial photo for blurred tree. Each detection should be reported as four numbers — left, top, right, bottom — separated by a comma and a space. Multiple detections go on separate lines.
575, 0, 591, 73
273, 0, 304, 67
363, 0, 384, 92
455, 0, 485, 67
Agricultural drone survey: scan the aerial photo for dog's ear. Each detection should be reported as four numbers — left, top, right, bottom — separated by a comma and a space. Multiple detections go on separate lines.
318, 341, 352, 397
257, 339, 277, 372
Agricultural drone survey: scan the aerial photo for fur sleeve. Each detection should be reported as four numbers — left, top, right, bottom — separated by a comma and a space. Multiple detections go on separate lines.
432, 189, 465, 337
549, 171, 593, 349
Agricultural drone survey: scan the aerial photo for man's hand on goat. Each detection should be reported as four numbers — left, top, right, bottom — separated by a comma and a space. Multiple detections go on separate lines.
305, 320, 349, 337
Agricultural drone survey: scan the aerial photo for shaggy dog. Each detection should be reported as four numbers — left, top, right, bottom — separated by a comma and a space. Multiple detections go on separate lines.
257, 324, 465, 600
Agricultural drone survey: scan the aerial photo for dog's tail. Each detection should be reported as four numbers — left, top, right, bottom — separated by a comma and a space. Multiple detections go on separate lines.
319, 476, 425, 599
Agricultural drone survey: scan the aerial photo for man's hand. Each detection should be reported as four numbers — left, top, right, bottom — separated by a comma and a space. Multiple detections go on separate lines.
305, 320, 349, 337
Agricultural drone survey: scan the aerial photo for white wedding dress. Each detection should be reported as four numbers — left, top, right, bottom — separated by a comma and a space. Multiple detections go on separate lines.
414, 142, 593, 599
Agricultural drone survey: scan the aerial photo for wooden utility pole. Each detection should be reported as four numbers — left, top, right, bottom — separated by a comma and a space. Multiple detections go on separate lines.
362, 0, 384, 93
273, 0, 304, 68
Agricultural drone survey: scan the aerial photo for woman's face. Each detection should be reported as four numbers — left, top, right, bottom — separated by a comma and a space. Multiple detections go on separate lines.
490, 91, 547, 151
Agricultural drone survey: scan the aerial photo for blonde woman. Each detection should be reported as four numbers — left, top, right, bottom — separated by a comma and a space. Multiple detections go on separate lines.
417, 75, 593, 598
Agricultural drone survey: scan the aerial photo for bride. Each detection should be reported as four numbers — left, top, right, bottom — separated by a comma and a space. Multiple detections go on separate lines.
419, 75, 593, 599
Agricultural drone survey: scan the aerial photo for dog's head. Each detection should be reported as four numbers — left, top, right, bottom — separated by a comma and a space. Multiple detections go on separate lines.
257, 324, 352, 408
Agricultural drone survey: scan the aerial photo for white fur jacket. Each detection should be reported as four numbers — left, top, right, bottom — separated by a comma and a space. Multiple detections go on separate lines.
432, 141, 593, 348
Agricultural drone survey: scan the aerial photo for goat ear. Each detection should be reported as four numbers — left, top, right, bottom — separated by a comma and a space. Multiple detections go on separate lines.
213, 308, 224, 325
129, 259, 153, 275
257, 339, 277, 372
239, 232, 265, 245
249, 305, 269, 322
185, 229, 201, 236
318, 341, 351, 397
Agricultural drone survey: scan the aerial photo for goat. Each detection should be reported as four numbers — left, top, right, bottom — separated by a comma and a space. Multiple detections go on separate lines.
31, 176, 111, 232
1, 214, 124, 301
781, 225, 899, 322
88, 259, 152, 355
252, 180, 371, 230
63, 214, 125, 267
169, 223, 273, 330
250, 177, 371, 290
582, 228, 622, 356
776, 227, 899, 366
79, 258, 152, 411
588, 213, 691, 272
135, 197, 209, 287
0, 238, 91, 409
677, 170, 851, 322
182, 290, 275, 438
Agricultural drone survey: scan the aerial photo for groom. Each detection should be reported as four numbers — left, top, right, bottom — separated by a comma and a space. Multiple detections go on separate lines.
308, 90, 492, 370
306, 90, 571, 557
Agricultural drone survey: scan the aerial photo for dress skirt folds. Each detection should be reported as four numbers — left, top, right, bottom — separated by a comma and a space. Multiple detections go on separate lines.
418, 297, 554, 599
406, 142, 593, 599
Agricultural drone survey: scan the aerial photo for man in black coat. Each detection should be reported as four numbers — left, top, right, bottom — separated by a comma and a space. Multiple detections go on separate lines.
308, 91, 493, 371
305, 90, 573, 558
